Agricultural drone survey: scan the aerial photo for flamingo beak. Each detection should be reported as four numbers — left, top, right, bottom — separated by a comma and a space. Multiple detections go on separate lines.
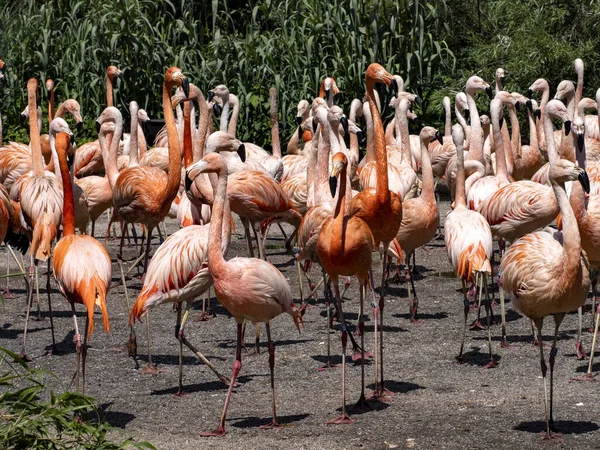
485, 86, 493, 99
578, 170, 590, 194
238, 143, 246, 162
329, 176, 337, 197
564, 120, 571, 136
181, 77, 190, 99
340, 116, 349, 135
500, 76, 506, 89
577, 133, 585, 154
95, 121, 101, 134
526, 100, 533, 112
389, 78, 398, 94
527, 88, 533, 99
213, 103, 223, 117
208, 90, 215, 102
435, 131, 443, 145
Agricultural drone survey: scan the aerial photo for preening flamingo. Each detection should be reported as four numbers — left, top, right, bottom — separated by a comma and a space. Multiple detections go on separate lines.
317, 152, 374, 422
348, 63, 401, 399
51, 132, 111, 394
192, 152, 302, 437
444, 124, 495, 367
500, 159, 590, 440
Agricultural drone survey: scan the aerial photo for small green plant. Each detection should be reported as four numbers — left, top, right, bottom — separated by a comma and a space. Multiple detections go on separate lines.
0, 347, 155, 450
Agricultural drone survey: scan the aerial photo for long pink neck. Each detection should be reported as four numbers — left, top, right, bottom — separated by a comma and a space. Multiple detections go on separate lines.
129, 103, 139, 166
306, 138, 317, 208
366, 79, 389, 204
161, 80, 183, 211
420, 138, 435, 202
270, 89, 281, 159
227, 96, 239, 138
491, 100, 508, 180
349, 100, 360, 178
443, 98, 452, 136
48, 88, 55, 122
363, 102, 376, 163
543, 108, 559, 164
332, 164, 348, 231
454, 140, 467, 208
315, 109, 331, 205
56, 137, 75, 236
106, 76, 114, 107
329, 120, 352, 214
207, 163, 229, 276
183, 102, 193, 168
552, 177, 581, 278
102, 122, 122, 190
527, 108, 538, 152
455, 102, 469, 138
398, 100, 411, 162
28, 85, 44, 176
466, 89, 483, 163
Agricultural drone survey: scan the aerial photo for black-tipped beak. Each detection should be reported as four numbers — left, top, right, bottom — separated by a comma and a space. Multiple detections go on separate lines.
20, 114, 27, 125
415, 96, 423, 107
515, 102, 522, 112
527, 88, 533, 99
485, 86, 493, 99
296, 116, 303, 126
500, 76, 506, 89
208, 91, 215, 102
67, 152, 74, 170
435, 131, 443, 145
181, 78, 190, 99
312, 118, 318, 134
237, 143, 246, 162
142, 119, 150, 137
324, 89, 330, 99
213, 103, 222, 117
356, 130, 363, 141
329, 175, 337, 197
526, 100, 533, 112
70, 133, 76, 145
579, 170, 590, 194
47, 90, 51, 101
534, 109, 541, 120
95, 121, 101, 134
340, 116, 349, 135
76, 121, 83, 132
298, 126, 303, 141
564, 120, 571, 136
118, 71, 124, 80
389, 78, 398, 94
577, 133, 585, 153
185, 172, 193, 191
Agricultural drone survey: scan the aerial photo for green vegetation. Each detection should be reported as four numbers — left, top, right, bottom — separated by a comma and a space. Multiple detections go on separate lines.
1, 0, 600, 146
0, 347, 154, 450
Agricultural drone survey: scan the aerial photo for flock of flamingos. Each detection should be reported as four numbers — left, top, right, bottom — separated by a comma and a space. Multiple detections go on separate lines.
1, 57, 600, 441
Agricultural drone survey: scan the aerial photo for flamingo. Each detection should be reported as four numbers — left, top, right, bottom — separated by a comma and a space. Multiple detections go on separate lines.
18, 79, 64, 359
51, 131, 111, 394
388, 127, 442, 322
444, 124, 495, 368
285, 99, 311, 156
500, 159, 590, 440
317, 151, 374, 422
97, 67, 188, 372
348, 63, 401, 399
192, 152, 302, 437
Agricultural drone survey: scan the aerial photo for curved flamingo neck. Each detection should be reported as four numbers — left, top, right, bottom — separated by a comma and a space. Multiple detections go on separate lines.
227, 95, 239, 138
455, 102, 468, 136
162, 80, 183, 210
183, 102, 193, 168
552, 177, 580, 273
219, 93, 230, 132
454, 139, 467, 208
349, 101, 360, 170
543, 110, 559, 164
207, 163, 229, 275
129, 103, 139, 167
420, 138, 435, 201
48, 88, 55, 122
363, 102, 375, 163
333, 165, 348, 232
527, 109, 538, 152
28, 84, 44, 176
508, 105, 521, 159
315, 109, 331, 205
103, 121, 122, 190
366, 78, 389, 203
443, 98, 452, 136
270, 89, 281, 158
106, 76, 114, 107
491, 100, 508, 179
575, 64, 584, 116
398, 100, 412, 162
466, 88, 483, 163
56, 134, 75, 236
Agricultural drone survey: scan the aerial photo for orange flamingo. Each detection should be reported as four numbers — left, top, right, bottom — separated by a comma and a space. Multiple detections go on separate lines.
444, 124, 495, 367
51, 132, 111, 394
97, 67, 188, 372
193, 152, 302, 437
348, 63, 400, 399
317, 151, 375, 422
18, 79, 64, 359
500, 160, 590, 440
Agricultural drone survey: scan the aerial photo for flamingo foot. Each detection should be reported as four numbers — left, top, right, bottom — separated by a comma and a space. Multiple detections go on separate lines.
318, 361, 339, 371
410, 318, 425, 325
571, 372, 597, 382
353, 394, 373, 412
368, 388, 394, 403
434, 233, 444, 240
326, 414, 355, 425
173, 390, 186, 397
500, 340, 515, 349
533, 339, 551, 348
469, 321, 485, 331
142, 364, 165, 375
484, 360, 497, 369
19, 352, 32, 362
193, 312, 210, 322
541, 431, 563, 443
2, 290, 16, 299
456, 356, 466, 365
352, 349, 372, 362
45, 345, 59, 355
200, 426, 226, 437
260, 420, 283, 430
576, 341, 588, 360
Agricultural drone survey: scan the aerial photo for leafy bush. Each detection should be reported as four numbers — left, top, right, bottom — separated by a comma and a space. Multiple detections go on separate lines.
0, 347, 154, 450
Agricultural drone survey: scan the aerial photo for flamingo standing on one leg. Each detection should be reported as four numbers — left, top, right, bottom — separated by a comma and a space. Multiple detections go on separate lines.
191, 152, 302, 437
349, 63, 401, 400
445, 124, 495, 368
51, 132, 111, 394
501, 160, 590, 440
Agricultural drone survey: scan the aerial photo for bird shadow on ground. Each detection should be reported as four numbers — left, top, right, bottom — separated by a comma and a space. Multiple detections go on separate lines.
97, 402, 137, 428
393, 312, 449, 321
347, 398, 391, 415
231, 413, 311, 428
217, 338, 311, 350
514, 420, 599, 435
458, 347, 502, 367
137, 353, 225, 366
574, 360, 600, 373
150, 376, 253, 396
1, 322, 50, 340
366, 380, 425, 395
272, 258, 296, 269
310, 354, 361, 366
385, 286, 408, 297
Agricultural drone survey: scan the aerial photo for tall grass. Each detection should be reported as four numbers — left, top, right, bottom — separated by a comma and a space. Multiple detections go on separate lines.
0, 0, 454, 146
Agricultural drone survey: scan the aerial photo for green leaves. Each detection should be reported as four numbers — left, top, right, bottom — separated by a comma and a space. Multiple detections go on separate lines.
0, 348, 155, 449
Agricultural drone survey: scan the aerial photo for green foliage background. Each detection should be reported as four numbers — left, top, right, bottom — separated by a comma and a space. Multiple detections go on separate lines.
1, 0, 600, 147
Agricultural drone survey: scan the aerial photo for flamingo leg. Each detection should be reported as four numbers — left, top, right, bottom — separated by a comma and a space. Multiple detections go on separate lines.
408, 252, 423, 324
576, 307, 586, 360
255, 323, 261, 355
548, 313, 566, 438
252, 222, 266, 261
45, 259, 57, 354
117, 231, 138, 368
34, 265, 41, 320
71, 303, 81, 393
471, 273, 485, 331
498, 279, 510, 348
174, 303, 185, 396
483, 274, 496, 368
200, 322, 243, 437
370, 269, 379, 395
242, 218, 255, 258
81, 314, 89, 396
20, 258, 36, 361
260, 322, 282, 429
573, 302, 600, 381
373, 244, 393, 400
354, 280, 372, 412
326, 282, 354, 424
90, 220, 95, 238
179, 332, 231, 387
533, 318, 552, 439
457, 278, 469, 363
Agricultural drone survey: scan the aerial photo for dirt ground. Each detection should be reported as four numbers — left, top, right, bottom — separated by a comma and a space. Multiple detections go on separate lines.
1, 198, 599, 450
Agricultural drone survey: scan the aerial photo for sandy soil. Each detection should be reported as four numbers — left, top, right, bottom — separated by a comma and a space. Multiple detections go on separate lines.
1, 198, 599, 450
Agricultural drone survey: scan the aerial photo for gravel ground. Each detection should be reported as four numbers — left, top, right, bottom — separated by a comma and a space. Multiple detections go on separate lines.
1, 197, 599, 450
